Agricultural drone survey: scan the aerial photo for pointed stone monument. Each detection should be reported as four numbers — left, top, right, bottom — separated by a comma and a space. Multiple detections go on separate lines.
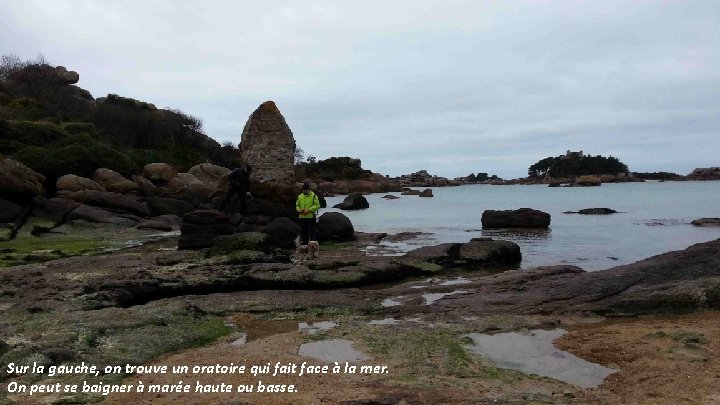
240, 101, 296, 184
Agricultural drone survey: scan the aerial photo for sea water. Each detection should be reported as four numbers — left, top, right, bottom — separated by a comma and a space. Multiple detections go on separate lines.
324, 181, 720, 271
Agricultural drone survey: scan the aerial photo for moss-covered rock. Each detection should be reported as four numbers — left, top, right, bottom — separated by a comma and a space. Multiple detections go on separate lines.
214, 250, 268, 265
210, 232, 273, 255
402, 261, 443, 274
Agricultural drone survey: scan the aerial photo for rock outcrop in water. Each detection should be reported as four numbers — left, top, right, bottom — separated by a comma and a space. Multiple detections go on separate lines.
691, 218, 720, 227
687, 167, 720, 181
564, 208, 619, 215
333, 193, 370, 210
392, 170, 459, 187
482, 208, 551, 229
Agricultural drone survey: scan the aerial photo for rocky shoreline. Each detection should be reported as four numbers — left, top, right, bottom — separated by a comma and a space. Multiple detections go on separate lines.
3, 60, 719, 404
1, 230, 719, 403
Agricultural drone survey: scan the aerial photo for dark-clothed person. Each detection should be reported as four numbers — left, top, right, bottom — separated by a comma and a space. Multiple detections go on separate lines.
219, 165, 252, 214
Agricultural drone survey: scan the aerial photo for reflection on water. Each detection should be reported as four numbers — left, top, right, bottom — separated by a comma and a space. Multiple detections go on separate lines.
299, 321, 338, 334
298, 339, 371, 362
480, 228, 552, 240
230, 333, 247, 347
102, 230, 181, 252
439, 277, 472, 286
465, 329, 615, 388
381, 296, 405, 307
422, 290, 469, 305
634, 218, 687, 227
231, 314, 298, 342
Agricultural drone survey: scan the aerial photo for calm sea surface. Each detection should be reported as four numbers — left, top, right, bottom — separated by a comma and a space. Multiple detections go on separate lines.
324, 181, 720, 271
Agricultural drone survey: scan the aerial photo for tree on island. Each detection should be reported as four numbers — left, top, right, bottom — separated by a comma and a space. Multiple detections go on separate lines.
528, 152, 628, 179
462, 173, 494, 182
294, 156, 379, 182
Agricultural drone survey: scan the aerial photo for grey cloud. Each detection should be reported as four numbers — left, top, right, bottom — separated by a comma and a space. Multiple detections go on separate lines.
0, 0, 718, 178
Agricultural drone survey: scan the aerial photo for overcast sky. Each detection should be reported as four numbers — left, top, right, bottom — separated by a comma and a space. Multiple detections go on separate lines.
1, 1, 718, 178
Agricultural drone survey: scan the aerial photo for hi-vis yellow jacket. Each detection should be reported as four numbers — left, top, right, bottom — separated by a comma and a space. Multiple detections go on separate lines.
296, 191, 320, 219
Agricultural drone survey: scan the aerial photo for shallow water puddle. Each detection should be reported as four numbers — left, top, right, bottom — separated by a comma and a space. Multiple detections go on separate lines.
103, 230, 181, 252
368, 318, 399, 325
230, 333, 247, 347
465, 329, 615, 388
363, 243, 405, 256
439, 277, 472, 286
231, 314, 298, 342
299, 321, 338, 334
298, 339, 371, 362
381, 296, 406, 307
422, 290, 469, 305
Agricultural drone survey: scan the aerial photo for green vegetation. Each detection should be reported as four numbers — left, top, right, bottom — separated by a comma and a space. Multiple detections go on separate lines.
465, 173, 499, 182
315, 241, 353, 251
528, 152, 628, 179
351, 324, 508, 381
6, 122, 139, 180
0, 219, 114, 267
295, 156, 374, 182
403, 261, 443, 273
632, 171, 681, 180
255, 306, 367, 320
0, 54, 239, 188
0, 218, 174, 267
0, 301, 232, 402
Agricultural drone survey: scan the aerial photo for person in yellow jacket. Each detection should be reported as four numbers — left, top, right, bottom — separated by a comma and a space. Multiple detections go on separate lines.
296, 182, 320, 255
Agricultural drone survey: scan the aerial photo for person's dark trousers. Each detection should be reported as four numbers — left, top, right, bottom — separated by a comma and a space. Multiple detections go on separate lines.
219, 185, 248, 214
299, 218, 317, 245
